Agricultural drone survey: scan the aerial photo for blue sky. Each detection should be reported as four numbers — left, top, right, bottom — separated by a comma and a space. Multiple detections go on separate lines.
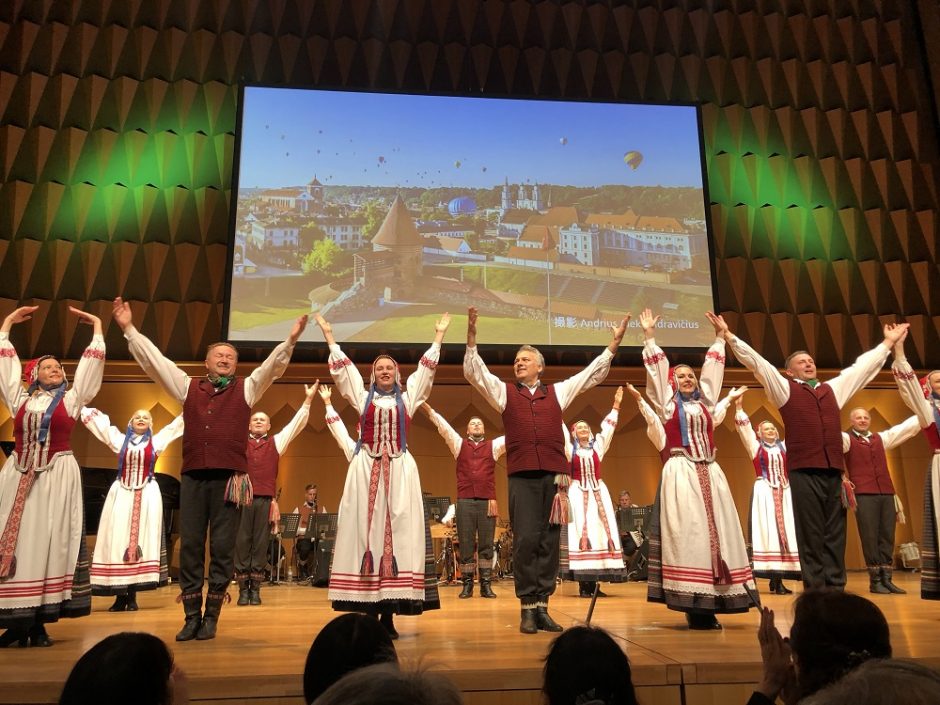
238, 87, 706, 191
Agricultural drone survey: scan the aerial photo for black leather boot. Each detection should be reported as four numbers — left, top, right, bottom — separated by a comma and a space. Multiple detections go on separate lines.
109, 594, 129, 612
520, 606, 538, 634
196, 591, 228, 640
126, 586, 139, 611
237, 579, 250, 606
458, 575, 474, 599
535, 604, 563, 632
379, 612, 399, 640
479, 568, 497, 598
686, 612, 722, 630
0, 627, 28, 648
579, 581, 595, 598
249, 579, 262, 606
27, 624, 53, 647
868, 566, 889, 594
881, 566, 906, 594
175, 592, 203, 642
775, 579, 792, 595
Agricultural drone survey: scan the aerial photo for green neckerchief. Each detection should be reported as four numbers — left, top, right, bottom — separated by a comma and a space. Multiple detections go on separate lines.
804, 378, 819, 388
207, 373, 234, 389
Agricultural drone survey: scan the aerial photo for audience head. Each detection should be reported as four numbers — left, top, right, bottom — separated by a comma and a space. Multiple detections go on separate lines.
59, 632, 183, 705
312, 663, 462, 705
801, 659, 940, 705
542, 626, 638, 705
789, 590, 891, 701
303, 613, 398, 704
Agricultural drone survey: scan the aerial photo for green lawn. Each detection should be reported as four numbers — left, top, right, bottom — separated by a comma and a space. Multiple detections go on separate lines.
228, 305, 310, 331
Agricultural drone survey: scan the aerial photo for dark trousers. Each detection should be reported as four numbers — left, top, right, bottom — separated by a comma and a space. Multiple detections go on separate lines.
855, 494, 897, 566
456, 498, 497, 574
179, 469, 239, 594
789, 468, 846, 589
296, 536, 317, 577
509, 471, 560, 602
234, 496, 272, 579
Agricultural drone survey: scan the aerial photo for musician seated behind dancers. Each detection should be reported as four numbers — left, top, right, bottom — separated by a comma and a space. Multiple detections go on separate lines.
294, 484, 325, 581
234, 382, 319, 607
562, 386, 628, 598
730, 387, 801, 596
421, 403, 506, 599
80, 407, 184, 612
617, 490, 634, 510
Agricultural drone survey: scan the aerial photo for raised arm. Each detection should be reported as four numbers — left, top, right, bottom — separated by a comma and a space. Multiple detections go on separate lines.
244, 315, 307, 407
593, 387, 622, 460
709, 378, 742, 426
421, 403, 463, 459
0, 306, 36, 413
272, 382, 318, 454
879, 415, 923, 450
152, 414, 185, 453
553, 314, 628, 411
626, 383, 666, 452
463, 307, 507, 412
64, 307, 106, 416
826, 323, 907, 408
729, 388, 759, 458
321, 384, 357, 462
80, 407, 127, 452
114, 297, 190, 403
491, 435, 506, 460
402, 315, 448, 415
892, 355, 934, 428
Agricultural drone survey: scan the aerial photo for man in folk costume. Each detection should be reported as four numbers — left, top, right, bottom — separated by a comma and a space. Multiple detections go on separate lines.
892, 338, 940, 600
0, 305, 105, 648
234, 382, 318, 606
315, 313, 449, 640
463, 306, 629, 634
719, 316, 910, 589
842, 407, 919, 594
81, 407, 184, 611
112, 297, 308, 641
421, 403, 505, 599
730, 388, 800, 594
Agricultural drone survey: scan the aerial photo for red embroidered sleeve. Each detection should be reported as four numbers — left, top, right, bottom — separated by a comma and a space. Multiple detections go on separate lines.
419, 355, 438, 370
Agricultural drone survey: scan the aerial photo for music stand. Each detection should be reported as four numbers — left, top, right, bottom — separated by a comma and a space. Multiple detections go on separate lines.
275, 513, 300, 584
314, 512, 338, 539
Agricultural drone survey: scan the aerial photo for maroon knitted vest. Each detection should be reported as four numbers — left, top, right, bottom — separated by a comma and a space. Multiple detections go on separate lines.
182, 378, 251, 473
779, 379, 843, 472
455, 439, 496, 499
501, 382, 567, 475
844, 433, 894, 494
246, 436, 279, 496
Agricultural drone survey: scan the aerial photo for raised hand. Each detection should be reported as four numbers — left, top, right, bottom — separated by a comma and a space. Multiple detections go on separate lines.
69, 306, 103, 336
317, 384, 332, 404
467, 306, 478, 346
435, 312, 451, 333
727, 385, 748, 408
705, 311, 730, 339
625, 383, 643, 401
314, 313, 335, 345
112, 297, 133, 330
613, 386, 624, 408
304, 380, 320, 403
639, 308, 660, 339
288, 314, 309, 345
608, 313, 631, 351
1, 305, 40, 333
883, 322, 910, 348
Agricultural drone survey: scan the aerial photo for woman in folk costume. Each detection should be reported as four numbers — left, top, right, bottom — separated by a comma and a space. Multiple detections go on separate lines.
562, 386, 627, 597
729, 387, 801, 595
314, 312, 449, 639
640, 308, 754, 629
80, 407, 184, 611
891, 335, 940, 600
0, 305, 105, 648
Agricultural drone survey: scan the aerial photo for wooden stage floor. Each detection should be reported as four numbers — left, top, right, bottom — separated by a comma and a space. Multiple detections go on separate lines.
2, 571, 939, 705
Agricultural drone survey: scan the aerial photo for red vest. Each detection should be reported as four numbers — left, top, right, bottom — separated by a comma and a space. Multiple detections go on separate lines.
246, 435, 279, 496
663, 402, 714, 460
182, 378, 251, 473
359, 401, 411, 456
14, 399, 74, 459
779, 379, 843, 472
455, 439, 496, 499
501, 382, 567, 475
570, 448, 602, 483
844, 433, 895, 494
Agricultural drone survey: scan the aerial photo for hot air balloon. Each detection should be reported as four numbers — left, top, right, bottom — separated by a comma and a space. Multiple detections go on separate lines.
378, 155, 386, 164
448, 196, 477, 216
559, 136, 568, 145
454, 160, 461, 168
623, 150, 643, 170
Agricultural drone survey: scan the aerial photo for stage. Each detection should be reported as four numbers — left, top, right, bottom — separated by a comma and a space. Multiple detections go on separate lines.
2, 571, 939, 705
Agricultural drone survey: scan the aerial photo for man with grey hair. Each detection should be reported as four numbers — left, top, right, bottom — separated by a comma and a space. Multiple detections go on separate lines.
463, 306, 629, 634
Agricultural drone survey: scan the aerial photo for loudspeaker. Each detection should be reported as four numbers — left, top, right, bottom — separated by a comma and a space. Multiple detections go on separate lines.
312, 539, 334, 587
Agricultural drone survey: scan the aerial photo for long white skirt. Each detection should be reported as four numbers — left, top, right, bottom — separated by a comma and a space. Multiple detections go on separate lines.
0, 453, 90, 626
90, 479, 167, 593
750, 479, 801, 578
329, 450, 438, 614
648, 456, 754, 614
564, 479, 626, 581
